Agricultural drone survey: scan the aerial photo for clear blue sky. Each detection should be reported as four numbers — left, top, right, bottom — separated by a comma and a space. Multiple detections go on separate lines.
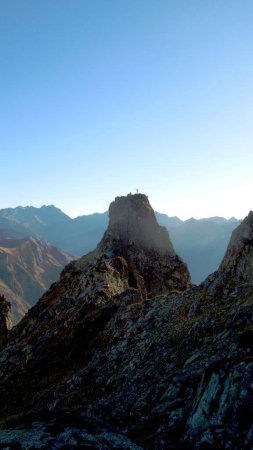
1, 0, 253, 219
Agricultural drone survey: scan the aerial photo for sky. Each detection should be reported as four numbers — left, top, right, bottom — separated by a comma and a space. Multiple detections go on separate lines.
1, 0, 253, 220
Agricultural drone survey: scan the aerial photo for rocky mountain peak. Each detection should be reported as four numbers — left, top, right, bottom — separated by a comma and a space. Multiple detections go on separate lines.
220, 210, 253, 264
204, 210, 253, 295
84, 193, 190, 299
102, 193, 175, 255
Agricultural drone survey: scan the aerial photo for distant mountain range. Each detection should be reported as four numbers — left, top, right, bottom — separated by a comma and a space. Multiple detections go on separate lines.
0, 236, 73, 323
0, 205, 108, 256
168, 216, 240, 284
0, 205, 241, 322
0, 206, 241, 285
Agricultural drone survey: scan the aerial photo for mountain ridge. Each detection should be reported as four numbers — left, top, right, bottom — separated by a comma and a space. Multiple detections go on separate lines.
0, 236, 74, 323
0, 204, 241, 283
0, 194, 252, 449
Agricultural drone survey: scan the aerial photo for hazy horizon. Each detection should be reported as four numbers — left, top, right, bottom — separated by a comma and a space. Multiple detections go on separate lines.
0, 200, 243, 222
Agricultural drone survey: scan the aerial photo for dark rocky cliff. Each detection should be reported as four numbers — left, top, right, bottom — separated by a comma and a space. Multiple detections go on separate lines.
0, 294, 11, 343
204, 210, 253, 297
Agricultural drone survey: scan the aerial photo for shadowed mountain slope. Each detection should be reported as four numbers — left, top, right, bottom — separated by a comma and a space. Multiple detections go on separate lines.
0, 294, 11, 342
169, 217, 240, 283
204, 210, 253, 296
0, 217, 29, 240
0, 236, 74, 323
0, 205, 108, 255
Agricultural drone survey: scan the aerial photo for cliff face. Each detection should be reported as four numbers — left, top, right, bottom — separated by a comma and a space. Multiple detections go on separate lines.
105, 194, 175, 254
0, 198, 252, 449
97, 194, 190, 297
204, 211, 253, 296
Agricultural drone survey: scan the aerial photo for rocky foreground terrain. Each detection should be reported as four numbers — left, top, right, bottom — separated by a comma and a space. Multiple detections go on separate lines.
0, 194, 252, 449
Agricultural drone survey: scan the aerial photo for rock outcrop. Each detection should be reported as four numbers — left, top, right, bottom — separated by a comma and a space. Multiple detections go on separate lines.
97, 194, 190, 297
204, 211, 253, 297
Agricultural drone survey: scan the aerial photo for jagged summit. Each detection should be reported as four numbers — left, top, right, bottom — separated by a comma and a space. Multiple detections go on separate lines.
74, 193, 190, 299
101, 193, 175, 255
220, 210, 253, 268
0, 194, 191, 418
204, 210, 253, 295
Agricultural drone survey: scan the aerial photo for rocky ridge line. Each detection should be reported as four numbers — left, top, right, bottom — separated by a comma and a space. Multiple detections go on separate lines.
204, 210, 253, 297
